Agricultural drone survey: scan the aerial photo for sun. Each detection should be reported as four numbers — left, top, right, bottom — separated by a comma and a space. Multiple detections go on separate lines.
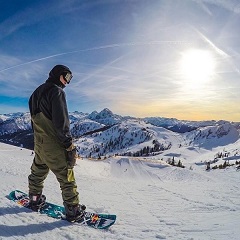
180, 49, 215, 88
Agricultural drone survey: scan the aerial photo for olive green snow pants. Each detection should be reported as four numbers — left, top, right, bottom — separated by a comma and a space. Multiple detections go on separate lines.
28, 113, 79, 205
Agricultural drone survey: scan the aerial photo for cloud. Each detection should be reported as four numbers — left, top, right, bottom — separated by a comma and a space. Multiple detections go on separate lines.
1, 0, 240, 121
0, 54, 46, 97
0, 0, 85, 40
193, 0, 240, 13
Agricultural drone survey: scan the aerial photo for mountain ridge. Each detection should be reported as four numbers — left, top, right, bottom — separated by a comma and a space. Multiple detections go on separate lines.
0, 108, 240, 161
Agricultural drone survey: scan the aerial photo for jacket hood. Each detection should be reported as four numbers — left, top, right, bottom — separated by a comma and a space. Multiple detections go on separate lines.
46, 65, 72, 88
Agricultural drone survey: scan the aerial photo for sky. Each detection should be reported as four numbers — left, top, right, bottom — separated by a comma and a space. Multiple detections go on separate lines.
1, 0, 240, 122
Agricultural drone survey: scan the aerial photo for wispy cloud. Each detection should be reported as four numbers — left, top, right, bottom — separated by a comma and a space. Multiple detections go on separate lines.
0, 54, 45, 97
0, 0, 85, 40
1, 0, 240, 120
193, 0, 240, 14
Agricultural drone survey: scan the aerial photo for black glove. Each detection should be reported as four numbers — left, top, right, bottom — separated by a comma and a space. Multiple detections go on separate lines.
66, 144, 78, 168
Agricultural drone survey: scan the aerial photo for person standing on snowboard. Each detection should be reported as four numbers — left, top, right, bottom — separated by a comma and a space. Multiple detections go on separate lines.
28, 64, 85, 222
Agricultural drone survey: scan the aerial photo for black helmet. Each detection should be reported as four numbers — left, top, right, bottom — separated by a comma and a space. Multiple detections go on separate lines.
48, 65, 73, 87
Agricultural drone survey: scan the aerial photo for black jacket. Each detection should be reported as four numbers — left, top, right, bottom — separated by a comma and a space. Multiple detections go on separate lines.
29, 79, 72, 149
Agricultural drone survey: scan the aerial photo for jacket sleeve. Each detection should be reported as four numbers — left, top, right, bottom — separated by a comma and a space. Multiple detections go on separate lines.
50, 88, 72, 149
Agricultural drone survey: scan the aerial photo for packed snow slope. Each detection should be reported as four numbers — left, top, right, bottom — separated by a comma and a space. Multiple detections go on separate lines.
1, 142, 240, 240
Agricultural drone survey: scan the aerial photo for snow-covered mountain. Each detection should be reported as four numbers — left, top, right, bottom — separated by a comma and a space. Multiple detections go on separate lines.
0, 108, 240, 161
1, 111, 240, 240
143, 116, 219, 133
1, 137, 240, 239
184, 122, 240, 149
88, 108, 125, 125
76, 119, 183, 158
0, 112, 31, 135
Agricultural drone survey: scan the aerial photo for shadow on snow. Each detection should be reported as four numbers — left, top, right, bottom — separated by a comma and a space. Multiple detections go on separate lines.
0, 206, 68, 237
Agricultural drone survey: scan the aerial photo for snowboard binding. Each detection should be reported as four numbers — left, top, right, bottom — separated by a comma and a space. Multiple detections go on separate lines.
28, 193, 46, 212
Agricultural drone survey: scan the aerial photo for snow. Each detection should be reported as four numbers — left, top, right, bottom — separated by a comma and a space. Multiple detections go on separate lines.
1, 142, 240, 239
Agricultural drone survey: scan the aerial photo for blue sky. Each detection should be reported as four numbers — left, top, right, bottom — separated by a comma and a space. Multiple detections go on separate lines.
1, 0, 240, 121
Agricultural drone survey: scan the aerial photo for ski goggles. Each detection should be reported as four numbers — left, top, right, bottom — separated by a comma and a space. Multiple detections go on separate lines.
63, 72, 73, 84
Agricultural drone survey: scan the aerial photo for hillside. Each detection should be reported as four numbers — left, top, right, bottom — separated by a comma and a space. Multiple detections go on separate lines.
1, 140, 240, 239
1, 109, 240, 163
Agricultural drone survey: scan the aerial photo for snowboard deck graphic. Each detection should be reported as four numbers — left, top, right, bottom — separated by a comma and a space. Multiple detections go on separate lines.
8, 190, 116, 229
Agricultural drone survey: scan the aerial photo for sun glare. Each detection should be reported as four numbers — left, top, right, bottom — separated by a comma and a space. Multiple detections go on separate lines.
180, 49, 215, 88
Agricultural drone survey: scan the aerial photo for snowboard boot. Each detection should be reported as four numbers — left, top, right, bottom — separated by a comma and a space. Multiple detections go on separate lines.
28, 193, 46, 211
64, 203, 86, 222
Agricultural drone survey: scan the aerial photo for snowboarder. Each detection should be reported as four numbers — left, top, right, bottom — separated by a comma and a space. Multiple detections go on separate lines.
206, 161, 211, 171
28, 64, 85, 222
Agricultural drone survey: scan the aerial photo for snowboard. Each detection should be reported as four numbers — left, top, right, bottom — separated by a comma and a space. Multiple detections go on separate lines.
8, 190, 116, 229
